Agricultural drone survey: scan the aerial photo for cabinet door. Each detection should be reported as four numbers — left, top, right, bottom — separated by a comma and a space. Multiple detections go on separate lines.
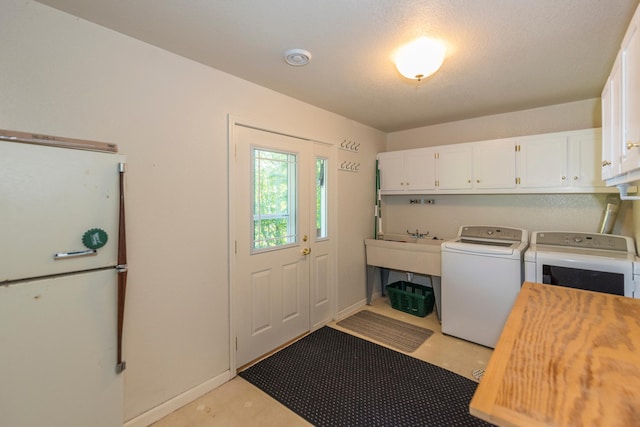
518, 134, 568, 189
621, 9, 640, 172
378, 151, 405, 191
602, 56, 622, 180
474, 139, 517, 189
437, 144, 473, 190
405, 148, 436, 191
569, 129, 607, 190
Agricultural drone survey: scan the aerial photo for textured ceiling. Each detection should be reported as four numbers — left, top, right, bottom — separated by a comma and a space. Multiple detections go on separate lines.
35, 0, 640, 132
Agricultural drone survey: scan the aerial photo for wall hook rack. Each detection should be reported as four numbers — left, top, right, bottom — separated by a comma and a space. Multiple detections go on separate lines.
339, 161, 360, 172
339, 139, 360, 152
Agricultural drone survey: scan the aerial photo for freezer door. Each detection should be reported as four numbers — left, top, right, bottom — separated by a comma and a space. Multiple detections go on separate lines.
0, 269, 122, 427
0, 141, 122, 281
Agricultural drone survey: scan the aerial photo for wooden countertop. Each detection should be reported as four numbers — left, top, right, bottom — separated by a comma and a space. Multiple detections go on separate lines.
470, 282, 640, 427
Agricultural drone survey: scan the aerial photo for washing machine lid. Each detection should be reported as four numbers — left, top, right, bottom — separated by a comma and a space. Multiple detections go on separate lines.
443, 239, 526, 256
443, 225, 528, 257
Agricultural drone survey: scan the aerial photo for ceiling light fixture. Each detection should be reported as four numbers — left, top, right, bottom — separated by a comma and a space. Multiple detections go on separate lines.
394, 37, 446, 81
284, 48, 312, 66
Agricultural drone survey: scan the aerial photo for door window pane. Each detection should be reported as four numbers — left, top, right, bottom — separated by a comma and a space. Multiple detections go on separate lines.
316, 157, 328, 239
252, 148, 297, 250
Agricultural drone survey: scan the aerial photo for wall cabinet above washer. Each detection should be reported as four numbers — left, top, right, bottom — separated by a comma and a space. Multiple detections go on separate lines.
378, 128, 612, 195
601, 2, 640, 190
518, 129, 607, 192
378, 147, 436, 193
435, 139, 517, 191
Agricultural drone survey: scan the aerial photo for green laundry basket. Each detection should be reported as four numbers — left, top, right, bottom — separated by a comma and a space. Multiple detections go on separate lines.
387, 281, 435, 317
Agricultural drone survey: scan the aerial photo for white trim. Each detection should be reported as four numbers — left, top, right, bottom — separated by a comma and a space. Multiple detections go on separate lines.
336, 298, 368, 322
227, 114, 338, 371
227, 115, 239, 377
123, 371, 232, 427
327, 143, 340, 323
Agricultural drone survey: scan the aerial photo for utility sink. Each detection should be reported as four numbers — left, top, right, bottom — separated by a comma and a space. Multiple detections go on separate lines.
380, 233, 444, 246
364, 235, 442, 275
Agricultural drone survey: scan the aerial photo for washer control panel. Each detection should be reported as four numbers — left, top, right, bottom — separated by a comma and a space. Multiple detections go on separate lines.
458, 226, 525, 242
533, 232, 632, 252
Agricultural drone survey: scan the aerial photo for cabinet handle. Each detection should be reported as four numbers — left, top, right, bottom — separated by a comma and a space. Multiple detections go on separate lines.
467, 179, 471, 183
573, 176, 579, 180
627, 142, 640, 149
476, 179, 480, 183
561, 176, 567, 180
602, 160, 612, 167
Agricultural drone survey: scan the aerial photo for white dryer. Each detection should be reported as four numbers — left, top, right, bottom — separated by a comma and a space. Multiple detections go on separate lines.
441, 225, 528, 348
524, 231, 638, 298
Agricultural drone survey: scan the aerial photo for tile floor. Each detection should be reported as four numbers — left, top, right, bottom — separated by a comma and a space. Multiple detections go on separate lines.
151, 297, 493, 426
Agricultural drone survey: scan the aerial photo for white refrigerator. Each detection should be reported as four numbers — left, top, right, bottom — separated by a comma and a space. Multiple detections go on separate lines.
0, 130, 127, 427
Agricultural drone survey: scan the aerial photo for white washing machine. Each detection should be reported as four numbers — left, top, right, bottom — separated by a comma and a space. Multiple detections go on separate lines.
441, 225, 528, 348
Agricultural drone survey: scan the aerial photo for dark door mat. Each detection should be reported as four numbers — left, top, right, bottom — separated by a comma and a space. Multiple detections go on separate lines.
239, 326, 494, 427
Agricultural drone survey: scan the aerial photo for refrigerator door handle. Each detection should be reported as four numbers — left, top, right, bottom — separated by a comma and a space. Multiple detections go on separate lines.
53, 249, 97, 259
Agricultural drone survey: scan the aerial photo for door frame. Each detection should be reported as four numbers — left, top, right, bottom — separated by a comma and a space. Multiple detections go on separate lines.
227, 115, 337, 374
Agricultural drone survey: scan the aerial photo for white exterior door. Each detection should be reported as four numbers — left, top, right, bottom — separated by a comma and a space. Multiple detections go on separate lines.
234, 125, 333, 367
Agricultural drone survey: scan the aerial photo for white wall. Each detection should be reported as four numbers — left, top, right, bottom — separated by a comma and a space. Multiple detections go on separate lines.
382, 99, 635, 239
1, 1, 385, 423
387, 99, 601, 149
382, 193, 633, 239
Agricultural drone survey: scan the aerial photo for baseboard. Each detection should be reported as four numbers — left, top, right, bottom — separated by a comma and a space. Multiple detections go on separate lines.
336, 297, 369, 321
123, 370, 232, 427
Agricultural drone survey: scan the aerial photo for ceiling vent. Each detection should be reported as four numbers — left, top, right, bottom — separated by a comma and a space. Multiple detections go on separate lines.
284, 49, 312, 66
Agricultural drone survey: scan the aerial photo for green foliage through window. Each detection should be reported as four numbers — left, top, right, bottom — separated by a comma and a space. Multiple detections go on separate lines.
253, 149, 297, 249
316, 157, 327, 238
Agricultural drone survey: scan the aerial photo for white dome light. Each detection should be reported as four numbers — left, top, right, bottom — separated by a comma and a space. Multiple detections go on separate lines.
394, 37, 446, 81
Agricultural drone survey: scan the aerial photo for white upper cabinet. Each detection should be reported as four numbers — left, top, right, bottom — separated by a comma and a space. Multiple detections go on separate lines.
379, 128, 609, 195
473, 139, 517, 190
569, 129, 607, 190
435, 139, 516, 191
404, 148, 437, 191
602, 3, 640, 188
621, 9, 640, 174
517, 133, 568, 189
602, 55, 622, 180
518, 130, 607, 192
378, 148, 435, 193
377, 151, 404, 191
436, 143, 473, 190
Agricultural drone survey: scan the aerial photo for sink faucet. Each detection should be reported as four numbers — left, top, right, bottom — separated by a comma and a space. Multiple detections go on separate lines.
406, 229, 429, 239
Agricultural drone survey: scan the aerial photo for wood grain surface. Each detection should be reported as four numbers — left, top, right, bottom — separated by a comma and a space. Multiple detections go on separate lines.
470, 282, 640, 426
